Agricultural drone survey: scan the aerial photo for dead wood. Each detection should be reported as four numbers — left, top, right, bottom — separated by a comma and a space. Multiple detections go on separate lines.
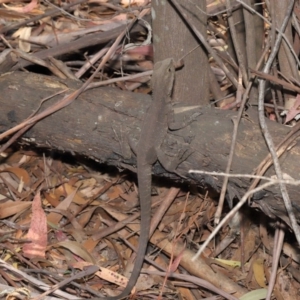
11, 22, 147, 70
152, 0, 209, 108
0, 71, 299, 226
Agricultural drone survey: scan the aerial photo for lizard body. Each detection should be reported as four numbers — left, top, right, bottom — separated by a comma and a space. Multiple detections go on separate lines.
106, 58, 175, 300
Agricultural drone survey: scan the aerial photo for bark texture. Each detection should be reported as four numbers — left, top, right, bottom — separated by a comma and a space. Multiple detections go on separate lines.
0, 71, 299, 226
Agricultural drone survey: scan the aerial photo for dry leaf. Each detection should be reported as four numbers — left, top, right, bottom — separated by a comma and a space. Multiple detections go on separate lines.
253, 258, 267, 288
47, 189, 77, 225
23, 192, 47, 259
121, 0, 147, 7
55, 240, 95, 264
0, 201, 31, 219
12, 27, 32, 52
1, 167, 31, 185
4, 0, 38, 13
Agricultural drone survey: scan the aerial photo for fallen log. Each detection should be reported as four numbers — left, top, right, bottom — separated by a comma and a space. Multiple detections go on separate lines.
0, 71, 299, 225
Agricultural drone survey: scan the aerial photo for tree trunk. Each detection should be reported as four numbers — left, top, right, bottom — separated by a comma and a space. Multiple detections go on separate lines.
152, 0, 209, 110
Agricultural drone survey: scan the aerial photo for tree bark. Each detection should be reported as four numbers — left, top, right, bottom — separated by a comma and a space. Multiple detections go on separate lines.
152, 0, 209, 108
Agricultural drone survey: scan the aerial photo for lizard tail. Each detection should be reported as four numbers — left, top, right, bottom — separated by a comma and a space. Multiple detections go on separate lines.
102, 164, 152, 300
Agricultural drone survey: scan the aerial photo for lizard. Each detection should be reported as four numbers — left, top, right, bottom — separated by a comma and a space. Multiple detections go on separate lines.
104, 58, 176, 300
88, 58, 201, 300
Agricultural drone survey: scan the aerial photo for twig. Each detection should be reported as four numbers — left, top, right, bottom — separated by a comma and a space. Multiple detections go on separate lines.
214, 70, 243, 224
159, 190, 188, 298
250, 68, 300, 93
0, 89, 68, 153
0, 0, 89, 34
225, 0, 248, 86
191, 177, 300, 260
0, 259, 81, 299
145, 270, 239, 300
22, 268, 103, 298
0, 10, 150, 141
199, 1, 241, 17
246, 121, 300, 194
33, 265, 99, 300
266, 222, 285, 300
189, 170, 279, 181
215, 39, 270, 224
149, 187, 180, 236
87, 70, 152, 89
169, 0, 239, 89
257, 0, 300, 247
237, 0, 300, 67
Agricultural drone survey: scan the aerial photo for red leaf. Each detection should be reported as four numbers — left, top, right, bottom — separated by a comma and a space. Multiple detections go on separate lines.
23, 191, 48, 259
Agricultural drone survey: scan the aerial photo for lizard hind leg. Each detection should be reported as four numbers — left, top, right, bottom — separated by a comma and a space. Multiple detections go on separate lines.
157, 144, 193, 176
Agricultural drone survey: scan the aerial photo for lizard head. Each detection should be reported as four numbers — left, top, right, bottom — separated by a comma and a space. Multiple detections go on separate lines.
152, 58, 175, 97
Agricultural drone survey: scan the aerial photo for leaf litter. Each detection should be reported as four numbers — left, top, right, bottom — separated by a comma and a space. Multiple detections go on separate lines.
0, 0, 299, 299
0, 147, 298, 299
